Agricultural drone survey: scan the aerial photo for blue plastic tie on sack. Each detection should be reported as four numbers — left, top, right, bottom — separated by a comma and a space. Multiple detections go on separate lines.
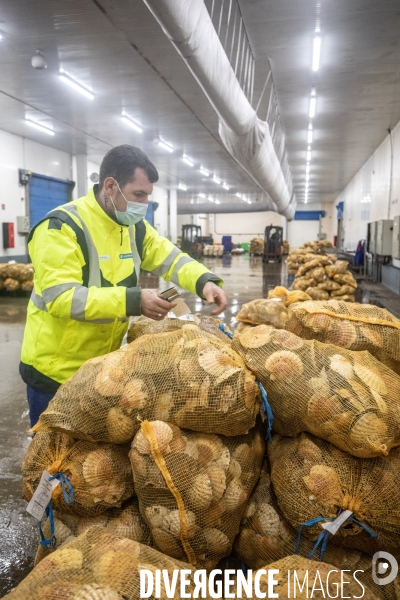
38, 500, 56, 548
296, 510, 377, 561
256, 381, 274, 442
241, 561, 248, 575
49, 472, 75, 506
218, 324, 233, 340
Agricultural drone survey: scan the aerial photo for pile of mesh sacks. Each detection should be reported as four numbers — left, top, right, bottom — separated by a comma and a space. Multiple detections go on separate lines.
0, 262, 34, 292
250, 237, 264, 255
292, 256, 357, 302
9, 306, 400, 598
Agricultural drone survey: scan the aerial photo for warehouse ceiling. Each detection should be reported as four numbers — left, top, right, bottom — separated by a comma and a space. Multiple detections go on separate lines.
0, 0, 399, 209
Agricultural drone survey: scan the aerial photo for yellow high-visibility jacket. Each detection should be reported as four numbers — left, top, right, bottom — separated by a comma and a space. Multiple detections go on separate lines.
20, 186, 222, 392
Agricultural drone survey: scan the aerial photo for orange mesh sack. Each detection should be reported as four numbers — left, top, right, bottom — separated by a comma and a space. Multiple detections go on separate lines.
127, 314, 231, 344
22, 432, 134, 516
292, 276, 315, 291
32, 327, 260, 442
34, 498, 151, 565
6, 526, 200, 600
305, 287, 330, 300
269, 433, 400, 555
232, 324, 400, 458
267, 287, 312, 305
236, 298, 289, 328
130, 420, 264, 570
252, 555, 378, 600
286, 300, 400, 375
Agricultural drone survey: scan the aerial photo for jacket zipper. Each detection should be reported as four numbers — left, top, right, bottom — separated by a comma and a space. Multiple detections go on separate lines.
120, 226, 123, 246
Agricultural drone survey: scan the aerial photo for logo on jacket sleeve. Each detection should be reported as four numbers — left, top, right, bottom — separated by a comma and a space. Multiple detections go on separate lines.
119, 253, 133, 259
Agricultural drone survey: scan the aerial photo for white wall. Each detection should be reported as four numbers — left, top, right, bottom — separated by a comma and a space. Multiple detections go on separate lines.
334, 118, 400, 250
287, 202, 336, 249
0, 129, 72, 259
152, 185, 169, 238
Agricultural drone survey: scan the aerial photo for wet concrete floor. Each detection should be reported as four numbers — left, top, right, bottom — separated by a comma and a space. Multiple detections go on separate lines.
0, 254, 281, 595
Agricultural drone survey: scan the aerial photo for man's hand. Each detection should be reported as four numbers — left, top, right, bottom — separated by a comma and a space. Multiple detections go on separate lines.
141, 289, 177, 321
202, 282, 228, 316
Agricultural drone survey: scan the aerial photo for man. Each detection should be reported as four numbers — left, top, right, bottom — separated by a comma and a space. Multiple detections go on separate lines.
20, 145, 227, 426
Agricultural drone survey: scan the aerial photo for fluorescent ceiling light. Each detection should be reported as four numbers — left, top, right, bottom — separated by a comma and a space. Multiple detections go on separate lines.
247, 200, 252, 204
178, 183, 188, 191
208, 195, 214, 202
199, 167, 209, 176
182, 155, 194, 167
306, 163, 311, 174
307, 129, 313, 144
199, 193, 206, 199
222, 182, 230, 190
306, 150, 312, 162
121, 113, 142, 133
157, 139, 173, 153
59, 70, 94, 100
305, 173, 310, 182
215, 200, 221, 204
25, 119, 54, 136
312, 37, 321, 72
212, 175, 221, 184
236, 193, 242, 198
309, 96, 316, 118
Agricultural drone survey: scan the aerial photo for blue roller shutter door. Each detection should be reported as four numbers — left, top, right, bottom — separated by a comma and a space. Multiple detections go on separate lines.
29, 173, 75, 228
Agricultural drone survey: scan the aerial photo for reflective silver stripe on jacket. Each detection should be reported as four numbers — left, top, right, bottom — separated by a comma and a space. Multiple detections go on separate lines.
151, 246, 182, 277
170, 255, 195, 286
129, 227, 142, 284
42, 282, 81, 305
30, 289, 48, 312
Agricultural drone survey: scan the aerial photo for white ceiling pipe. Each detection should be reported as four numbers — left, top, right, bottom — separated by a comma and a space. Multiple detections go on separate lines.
143, 0, 296, 220
177, 201, 277, 214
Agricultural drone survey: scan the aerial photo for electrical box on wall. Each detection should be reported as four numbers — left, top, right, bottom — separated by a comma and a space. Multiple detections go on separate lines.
16, 216, 30, 234
2, 222, 15, 249
392, 216, 400, 260
376, 219, 393, 255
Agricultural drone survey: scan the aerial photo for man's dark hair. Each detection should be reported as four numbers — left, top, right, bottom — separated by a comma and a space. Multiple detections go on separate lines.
99, 145, 159, 189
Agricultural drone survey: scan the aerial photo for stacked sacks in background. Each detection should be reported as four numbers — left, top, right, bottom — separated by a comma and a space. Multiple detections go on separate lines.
232, 324, 400, 458
235, 288, 312, 330
6, 527, 203, 600
292, 257, 357, 302
34, 499, 151, 565
32, 326, 260, 443
130, 420, 264, 569
0, 262, 34, 292
250, 237, 264, 255
282, 239, 290, 254
286, 299, 400, 375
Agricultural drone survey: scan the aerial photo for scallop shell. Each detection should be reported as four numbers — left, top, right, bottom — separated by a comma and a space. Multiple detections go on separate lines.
243, 372, 259, 409
179, 357, 203, 382
119, 379, 148, 413
92, 550, 139, 594
326, 321, 357, 349
133, 337, 177, 374
163, 509, 198, 539
48, 547, 83, 570
224, 479, 247, 512
202, 499, 227, 527
151, 528, 184, 559
183, 439, 199, 461
232, 443, 253, 466
228, 459, 242, 479
303, 465, 343, 506
303, 312, 331, 331
82, 450, 115, 486
198, 346, 242, 379
95, 370, 125, 397
238, 325, 272, 348
129, 449, 148, 479
361, 326, 383, 347
329, 354, 353, 380
270, 329, 304, 350
206, 464, 227, 502
350, 412, 389, 454
133, 421, 173, 455
195, 435, 224, 465
106, 509, 149, 542
106, 407, 135, 443
252, 504, 280, 536
297, 436, 323, 463
38, 583, 83, 599
215, 446, 231, 472
73, 584, 123, 600
101, 352, 125, 370
145, 505, 169, 529
264, 351, 303, 381
75, 514, 108, 536
371, 390, 388, 414
199, 375, 210, 407
214, 384, 235, 413
187, 472, 213, 510
243, 501, 257, 520
309, 377, 331, 396
353, 362, 388, 395
347, 380, 373, 408
91, 480, 125, 505
153, 392, 174, 422
307, 394, 343, 424
203, 528, 230, 554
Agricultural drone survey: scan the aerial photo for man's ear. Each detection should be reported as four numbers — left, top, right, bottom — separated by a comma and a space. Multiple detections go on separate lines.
103, 177, 116, 195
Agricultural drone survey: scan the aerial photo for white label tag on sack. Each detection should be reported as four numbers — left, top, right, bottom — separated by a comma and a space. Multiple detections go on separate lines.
321, 510, 353, 535
26, 470, 60, 521
170, 298, 192, 318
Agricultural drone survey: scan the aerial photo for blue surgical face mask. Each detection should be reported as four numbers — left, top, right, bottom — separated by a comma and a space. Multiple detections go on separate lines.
110, 180, 148, 226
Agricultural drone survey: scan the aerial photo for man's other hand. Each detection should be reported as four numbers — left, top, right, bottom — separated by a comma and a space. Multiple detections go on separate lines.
202, 282, 228, 316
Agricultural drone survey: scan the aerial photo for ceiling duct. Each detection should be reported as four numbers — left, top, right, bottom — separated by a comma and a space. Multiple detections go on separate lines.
143, 0, 296, 220
177, 201, 276, 215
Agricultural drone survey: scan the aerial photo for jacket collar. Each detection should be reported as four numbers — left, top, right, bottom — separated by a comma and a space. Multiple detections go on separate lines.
83, 185, 127, 231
